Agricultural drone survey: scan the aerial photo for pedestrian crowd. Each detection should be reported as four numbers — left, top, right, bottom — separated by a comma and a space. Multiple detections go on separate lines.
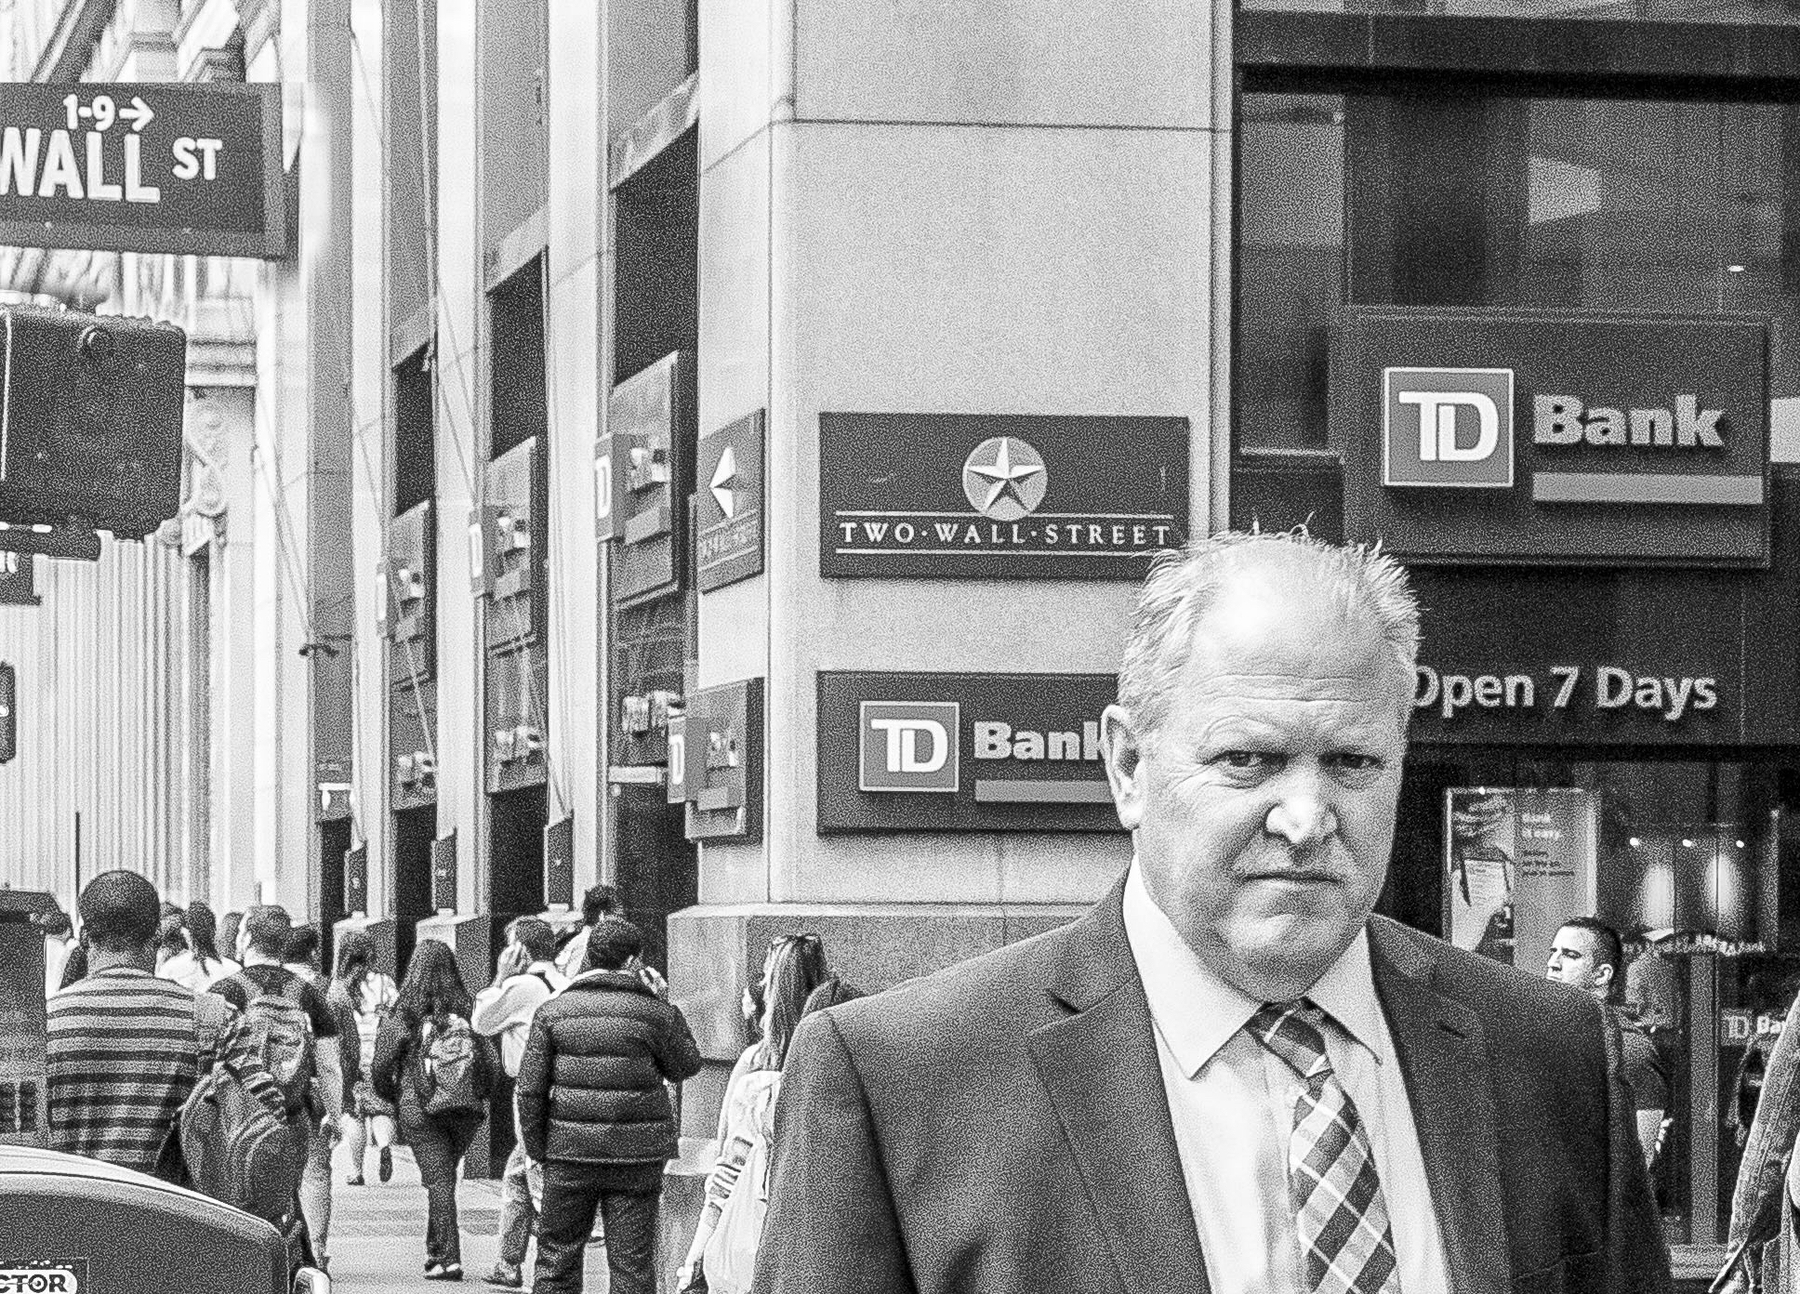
32, 873, 813, 1292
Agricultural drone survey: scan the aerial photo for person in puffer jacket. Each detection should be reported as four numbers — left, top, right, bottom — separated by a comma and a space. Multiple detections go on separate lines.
516, 917, 703, 1294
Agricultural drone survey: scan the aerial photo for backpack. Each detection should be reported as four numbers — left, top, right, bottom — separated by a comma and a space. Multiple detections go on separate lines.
236, 980, 319, 1118
161, 995, 311, 1233
414, 1014, 486, 1116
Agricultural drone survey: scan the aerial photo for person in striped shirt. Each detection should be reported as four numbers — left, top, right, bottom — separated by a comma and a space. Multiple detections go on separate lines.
46, 870, 285, 1176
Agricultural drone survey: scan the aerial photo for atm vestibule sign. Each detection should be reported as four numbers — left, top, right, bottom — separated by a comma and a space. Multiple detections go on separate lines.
1333, 307, 1771, 567
0, 83, 284, 259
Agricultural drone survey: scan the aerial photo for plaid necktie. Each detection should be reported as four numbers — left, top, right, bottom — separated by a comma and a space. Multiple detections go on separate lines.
1249, 1000, 1403, 1294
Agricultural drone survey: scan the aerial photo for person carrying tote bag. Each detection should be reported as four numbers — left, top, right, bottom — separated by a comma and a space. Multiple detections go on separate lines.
677, 936, 833, 1294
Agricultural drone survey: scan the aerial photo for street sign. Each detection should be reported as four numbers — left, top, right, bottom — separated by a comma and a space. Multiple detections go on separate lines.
0, 663, 15, 764
0, 83, 284, 259
696, 411, 765, 593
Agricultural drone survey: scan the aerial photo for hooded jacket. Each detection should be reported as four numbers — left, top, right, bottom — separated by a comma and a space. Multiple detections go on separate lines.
515, 968, 703, 1164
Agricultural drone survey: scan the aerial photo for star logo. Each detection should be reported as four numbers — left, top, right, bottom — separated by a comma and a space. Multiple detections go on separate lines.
962, 436, 1048, 522
710, 446, 738, 519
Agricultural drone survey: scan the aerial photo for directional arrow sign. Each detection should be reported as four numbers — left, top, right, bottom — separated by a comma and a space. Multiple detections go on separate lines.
697, 412, 764, 593
710, 445, 737, 519
0, 83, 283, 258
119, 97, 154, 131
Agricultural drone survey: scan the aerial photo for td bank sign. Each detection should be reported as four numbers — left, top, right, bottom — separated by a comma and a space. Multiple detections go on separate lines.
1338, 309, 1771, 565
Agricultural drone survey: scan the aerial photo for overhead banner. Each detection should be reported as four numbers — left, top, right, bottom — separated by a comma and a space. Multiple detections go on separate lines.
1444, 787, 1597, 975
0, 83, 284, 258
1333, 307, 1771, 566
819, 413, 1188, 580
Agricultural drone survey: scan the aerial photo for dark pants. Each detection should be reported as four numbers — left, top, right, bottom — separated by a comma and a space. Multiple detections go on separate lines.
399, 1098, 483, 1265
534, 1160, 662, 1294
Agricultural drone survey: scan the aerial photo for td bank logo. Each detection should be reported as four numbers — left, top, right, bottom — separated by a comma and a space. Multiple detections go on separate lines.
1383, 367, 1515, 489
859, 701, 959, 793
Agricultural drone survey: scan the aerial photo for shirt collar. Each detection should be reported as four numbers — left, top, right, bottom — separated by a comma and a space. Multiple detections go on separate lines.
1121, 859, 1389, 1078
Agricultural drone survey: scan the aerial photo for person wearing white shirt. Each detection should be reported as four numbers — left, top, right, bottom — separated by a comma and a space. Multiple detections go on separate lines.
153, 901, 241, 993
474, 916, 569, 1289
38, 910, 75, 999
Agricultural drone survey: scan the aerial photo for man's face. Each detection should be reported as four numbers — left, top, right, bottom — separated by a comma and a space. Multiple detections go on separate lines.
1547, 925, 1612, 999
1102, 578, 1409, 1002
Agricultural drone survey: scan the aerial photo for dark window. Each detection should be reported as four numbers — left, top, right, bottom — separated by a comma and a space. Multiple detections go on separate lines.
1236, 91, 1800, 452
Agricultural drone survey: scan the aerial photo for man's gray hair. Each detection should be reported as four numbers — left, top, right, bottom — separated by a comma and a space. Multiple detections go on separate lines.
1118, 530, 1421, 739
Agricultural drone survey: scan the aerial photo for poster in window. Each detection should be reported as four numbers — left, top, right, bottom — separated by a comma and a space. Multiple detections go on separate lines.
1445, 787, 1597, 975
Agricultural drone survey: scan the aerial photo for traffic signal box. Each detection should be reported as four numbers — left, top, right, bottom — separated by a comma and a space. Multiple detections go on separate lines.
0, 305, 186, 540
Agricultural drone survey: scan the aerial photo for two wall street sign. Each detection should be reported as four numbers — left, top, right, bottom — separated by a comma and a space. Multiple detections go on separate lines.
0, 83, 285, 259
820, 413, 1189, 580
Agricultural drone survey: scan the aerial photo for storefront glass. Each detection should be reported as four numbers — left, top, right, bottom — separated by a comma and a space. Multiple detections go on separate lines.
1388, 752, 1800, 1244
1236, 92, 1800, 453
1240, 1, 1800, 21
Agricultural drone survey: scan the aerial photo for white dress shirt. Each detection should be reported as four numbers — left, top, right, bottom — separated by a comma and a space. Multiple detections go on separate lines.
1121, 862, 1451, 1294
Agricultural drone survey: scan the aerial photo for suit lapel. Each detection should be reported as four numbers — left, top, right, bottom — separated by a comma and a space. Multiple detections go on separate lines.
1026, 882, 1211, 1294
1370, 919, 1512, 1294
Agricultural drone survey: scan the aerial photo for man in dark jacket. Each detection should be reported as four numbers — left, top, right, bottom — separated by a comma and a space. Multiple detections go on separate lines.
516, 918, 702, 1294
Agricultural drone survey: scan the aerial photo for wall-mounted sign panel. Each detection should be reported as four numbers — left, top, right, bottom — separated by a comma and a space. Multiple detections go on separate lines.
343, 844, 369, 917
431, 831, 458, 913
543, 816, 574, 908
820, 413, 1189, 580
486, 644, 548, 794
315, 758, 352, 822
1332, 307, 1771, 566
696, 410, 764, 593
0, 83, 284, 258
0, 550, 36, 606
818, 672, 1122, 833
390, 676, 437, 810
611, 595, 687, 768
609, 352, 694, 606
385, 502, 434, 682
668, 677, 763, 841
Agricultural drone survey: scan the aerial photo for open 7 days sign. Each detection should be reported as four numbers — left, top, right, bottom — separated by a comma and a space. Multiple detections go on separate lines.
1333, 308, 1771, 566
0, 84, 283, 259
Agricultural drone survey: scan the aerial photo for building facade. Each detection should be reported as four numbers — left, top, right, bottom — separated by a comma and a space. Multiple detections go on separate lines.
5, 0, 1800, 1263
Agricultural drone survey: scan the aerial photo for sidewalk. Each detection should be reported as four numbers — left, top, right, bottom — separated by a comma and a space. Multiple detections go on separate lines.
322, 1143, 611, 1293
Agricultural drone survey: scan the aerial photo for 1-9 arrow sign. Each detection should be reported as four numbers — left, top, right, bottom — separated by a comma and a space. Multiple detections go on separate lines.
0, 83, 284, 259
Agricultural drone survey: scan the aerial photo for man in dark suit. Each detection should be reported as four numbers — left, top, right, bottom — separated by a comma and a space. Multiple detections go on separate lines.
755, 531, 1670, 1294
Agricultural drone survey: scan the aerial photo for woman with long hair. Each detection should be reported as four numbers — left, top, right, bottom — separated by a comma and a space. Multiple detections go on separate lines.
371, 939, 497, 1281
677, 933, 831, 1293
156, 901, 240, 992
152, 910, 187, 973
329, 929, 399, 1186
